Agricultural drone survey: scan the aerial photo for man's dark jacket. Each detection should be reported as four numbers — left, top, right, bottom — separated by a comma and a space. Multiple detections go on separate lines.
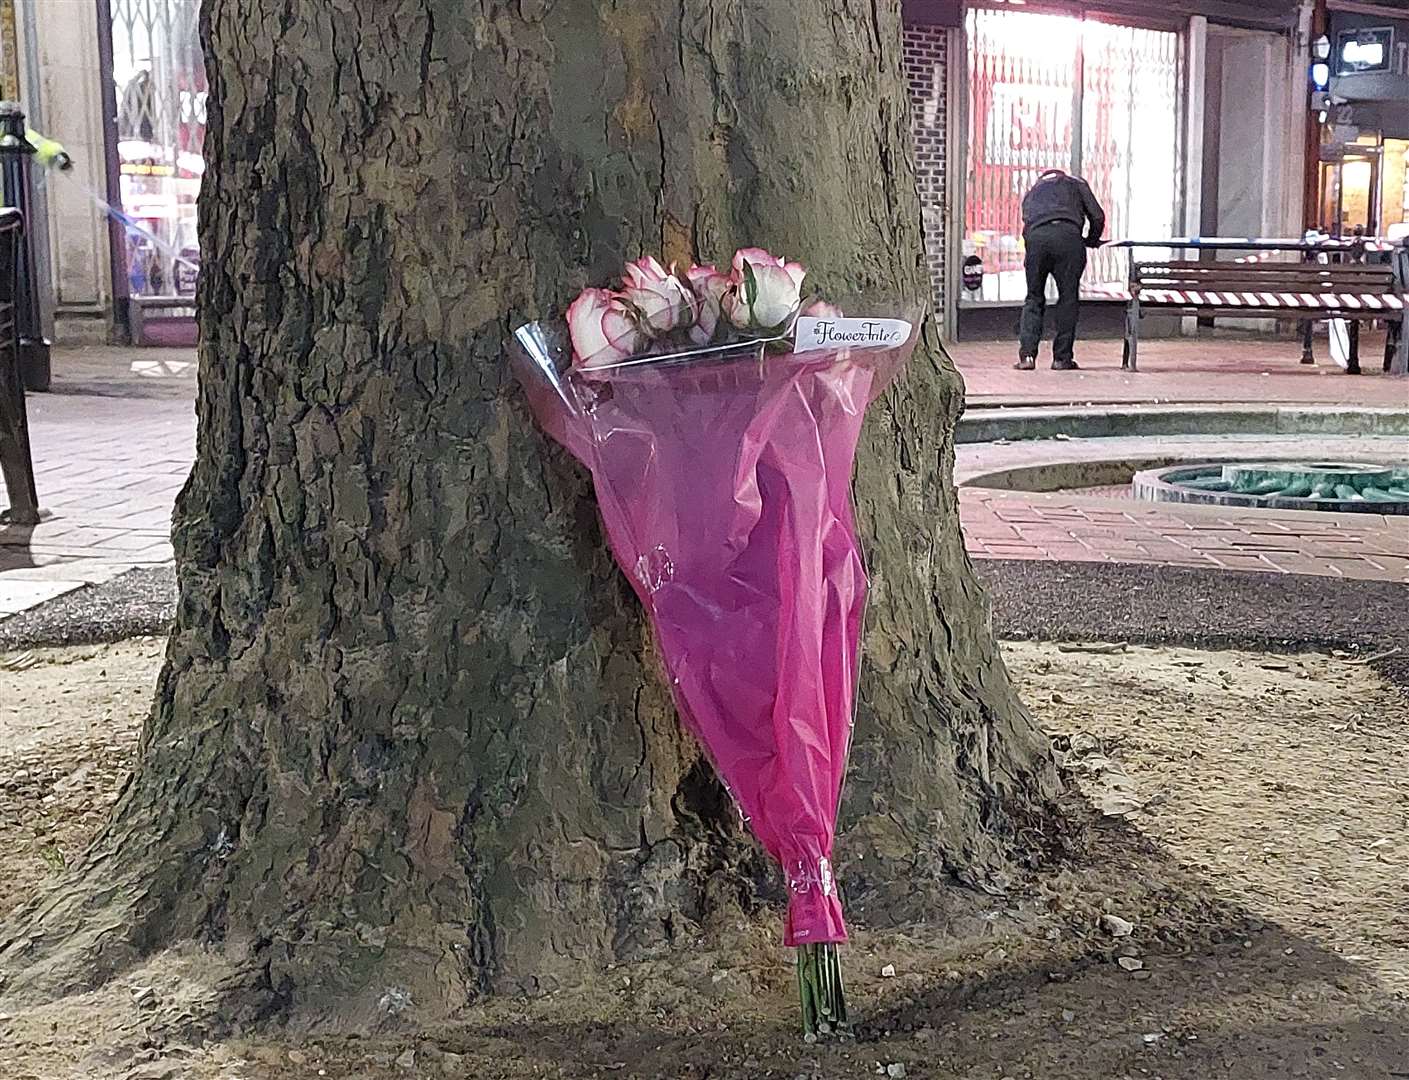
1021, 171, 1106, 247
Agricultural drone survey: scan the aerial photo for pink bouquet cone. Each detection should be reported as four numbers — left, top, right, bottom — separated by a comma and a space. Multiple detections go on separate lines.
513, 250, 919, 1037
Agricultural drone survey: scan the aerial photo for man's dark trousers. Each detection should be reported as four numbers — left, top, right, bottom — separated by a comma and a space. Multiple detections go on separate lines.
1018, 221, 1087, 364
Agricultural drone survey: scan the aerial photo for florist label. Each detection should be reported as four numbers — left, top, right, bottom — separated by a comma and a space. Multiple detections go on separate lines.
793, 316, 913, 354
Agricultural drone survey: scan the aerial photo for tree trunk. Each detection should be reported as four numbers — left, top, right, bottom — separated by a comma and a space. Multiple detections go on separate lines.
1, 0, 1058, 1025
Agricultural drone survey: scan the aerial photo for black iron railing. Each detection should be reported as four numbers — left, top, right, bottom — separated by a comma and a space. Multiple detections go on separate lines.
0, 205, 39, 525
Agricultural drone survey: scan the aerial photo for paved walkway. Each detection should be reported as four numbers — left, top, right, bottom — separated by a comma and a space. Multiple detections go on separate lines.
0, 348, 194, 616
962, 490, 1408, 581
1, 339, 1406, 621
958, 433, 1408, 581
953, 334, 1408, 408
952, 334, 1409, 583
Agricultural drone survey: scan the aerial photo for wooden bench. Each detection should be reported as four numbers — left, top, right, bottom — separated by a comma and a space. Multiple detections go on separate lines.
0, 206, 39, 525
128, 294, 198, 348
1123, 255, 1409, 375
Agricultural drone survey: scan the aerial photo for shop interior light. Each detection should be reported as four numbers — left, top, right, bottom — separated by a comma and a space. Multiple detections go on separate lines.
1312, 34, 1331, 61
1342, 39, 1385, 69
1311, 61, 1331, 91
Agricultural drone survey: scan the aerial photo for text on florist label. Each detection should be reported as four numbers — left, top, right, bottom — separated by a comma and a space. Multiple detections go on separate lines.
794, 316, 913, 353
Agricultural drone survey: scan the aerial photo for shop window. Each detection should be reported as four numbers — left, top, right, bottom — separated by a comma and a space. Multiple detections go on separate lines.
963, 7, 1181, 304
110, 0, 204, 299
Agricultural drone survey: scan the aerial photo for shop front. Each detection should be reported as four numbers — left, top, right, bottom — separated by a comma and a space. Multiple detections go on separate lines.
960, 2, 1184, 307
1318, 12, 1409, 241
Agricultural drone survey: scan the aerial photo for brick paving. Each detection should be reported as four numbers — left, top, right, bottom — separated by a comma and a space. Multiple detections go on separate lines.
961, 489, 1409, 583
950, 340, 1409, 582
957, 431, 1409, 583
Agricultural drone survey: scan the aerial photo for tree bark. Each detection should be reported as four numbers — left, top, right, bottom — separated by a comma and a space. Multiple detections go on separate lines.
1, 0, 1058, 1025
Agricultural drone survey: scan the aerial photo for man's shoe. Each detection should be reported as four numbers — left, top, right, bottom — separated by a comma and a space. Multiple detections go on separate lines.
1052, 358, 1080, 370
1014, 356, 1036, 370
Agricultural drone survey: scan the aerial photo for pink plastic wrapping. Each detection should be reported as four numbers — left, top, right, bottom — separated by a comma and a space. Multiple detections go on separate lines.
513, 314, 919, 945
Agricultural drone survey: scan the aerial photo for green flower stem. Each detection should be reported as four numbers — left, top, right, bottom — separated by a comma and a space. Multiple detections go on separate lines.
797, 943, 850, 1042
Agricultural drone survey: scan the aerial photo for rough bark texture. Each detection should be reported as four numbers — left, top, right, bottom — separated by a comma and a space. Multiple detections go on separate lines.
1, 0, 1058, 1026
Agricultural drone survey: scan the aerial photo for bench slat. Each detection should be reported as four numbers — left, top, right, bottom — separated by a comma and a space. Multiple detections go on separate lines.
1133, 262, 1395, 289
1137, 265, 1390, 275
1140, 280, 1392, 289
1135, 289, 1407, 312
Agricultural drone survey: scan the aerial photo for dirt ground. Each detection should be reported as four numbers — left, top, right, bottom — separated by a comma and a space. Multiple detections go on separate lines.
0, 638, 1406, 1080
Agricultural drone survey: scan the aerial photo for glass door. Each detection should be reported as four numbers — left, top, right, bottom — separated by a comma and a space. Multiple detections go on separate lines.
1319, 150, 1381, 237
1079, 21, 1181, 294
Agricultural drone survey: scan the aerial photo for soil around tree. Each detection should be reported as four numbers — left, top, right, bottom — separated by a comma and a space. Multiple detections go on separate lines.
1, 637, 1404, 1079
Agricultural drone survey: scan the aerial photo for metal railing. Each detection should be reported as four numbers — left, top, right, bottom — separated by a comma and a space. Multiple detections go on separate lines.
0, 205, 39, 525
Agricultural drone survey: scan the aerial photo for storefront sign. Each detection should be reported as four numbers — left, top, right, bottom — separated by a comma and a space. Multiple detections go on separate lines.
901, 0, 960, 26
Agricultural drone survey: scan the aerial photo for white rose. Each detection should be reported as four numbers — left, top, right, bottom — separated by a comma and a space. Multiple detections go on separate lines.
685, 265, 731, 345
622, 256, 695, 336
565, 287, 644, 367
725, 249, 806, 330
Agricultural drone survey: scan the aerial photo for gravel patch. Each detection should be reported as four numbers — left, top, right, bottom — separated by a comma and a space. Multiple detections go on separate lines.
974, 558, 1409, 688
0, 566, 176, 650
2, 558, 1404, 690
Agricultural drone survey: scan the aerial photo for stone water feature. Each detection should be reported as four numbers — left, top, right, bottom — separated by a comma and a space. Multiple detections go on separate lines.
1133, 462, 1409, 515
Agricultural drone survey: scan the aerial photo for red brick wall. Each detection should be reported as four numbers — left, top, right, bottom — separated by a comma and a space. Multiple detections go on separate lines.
902, 25, 949, 324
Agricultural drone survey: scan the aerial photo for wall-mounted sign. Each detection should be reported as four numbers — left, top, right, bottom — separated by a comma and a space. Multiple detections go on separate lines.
1336, 27, 1396, 76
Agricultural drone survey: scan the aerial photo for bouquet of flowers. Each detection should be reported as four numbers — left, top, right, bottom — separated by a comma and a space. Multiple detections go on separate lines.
512, 249, 919, 1039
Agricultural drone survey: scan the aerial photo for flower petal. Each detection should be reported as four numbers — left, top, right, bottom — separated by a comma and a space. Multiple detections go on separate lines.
566, 288, 615, 364
731, 247, 785, 275
748, 264, 804, 328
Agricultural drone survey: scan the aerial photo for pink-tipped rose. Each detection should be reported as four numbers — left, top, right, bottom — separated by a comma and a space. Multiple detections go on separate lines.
623, 255, 670, 289
566, 287, 645, 368
685, 264, 732, 346
803, 300, 843, 319
729, 248, 802, 277
725, 248, 806, 330
622, 255, 695, 336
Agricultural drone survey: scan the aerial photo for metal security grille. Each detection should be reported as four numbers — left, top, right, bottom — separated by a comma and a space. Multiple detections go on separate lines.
1080, 22, 1181, 293
109, 0, 204, 299
963, 7, 1182, 304
964, 8, 1080, 304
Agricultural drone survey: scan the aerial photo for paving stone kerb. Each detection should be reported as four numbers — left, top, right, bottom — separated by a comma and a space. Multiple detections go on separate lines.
955, 434, 1406, 494
957, 405, 1409, 445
